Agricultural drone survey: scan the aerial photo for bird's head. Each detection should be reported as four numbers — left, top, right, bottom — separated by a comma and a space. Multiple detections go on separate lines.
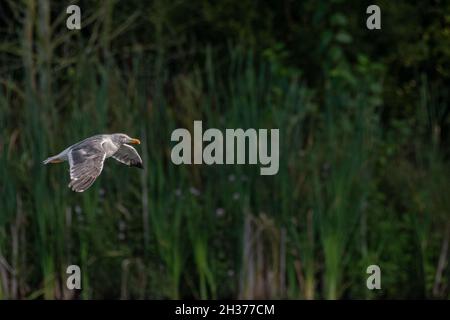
112, 133, 141, 146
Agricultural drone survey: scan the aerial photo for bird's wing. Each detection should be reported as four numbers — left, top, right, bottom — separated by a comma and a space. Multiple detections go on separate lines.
68, 139, 107, 192
112, 144, 143, 168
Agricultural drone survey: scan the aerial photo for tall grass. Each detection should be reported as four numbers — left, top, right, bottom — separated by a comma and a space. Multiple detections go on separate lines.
0, 1, 448, 299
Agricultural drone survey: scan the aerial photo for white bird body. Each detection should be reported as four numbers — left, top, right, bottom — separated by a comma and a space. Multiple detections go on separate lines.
102, 137, 121, 157
43, 133, 142, 192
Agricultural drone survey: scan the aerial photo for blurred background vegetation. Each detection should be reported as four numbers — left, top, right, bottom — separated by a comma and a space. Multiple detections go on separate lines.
0, 0, 449, 299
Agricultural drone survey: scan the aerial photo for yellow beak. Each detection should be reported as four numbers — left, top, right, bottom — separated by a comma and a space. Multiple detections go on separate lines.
129, 138, 141, 145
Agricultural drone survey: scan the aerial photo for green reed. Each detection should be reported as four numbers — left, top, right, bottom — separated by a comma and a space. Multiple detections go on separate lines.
0, 0, 448, 300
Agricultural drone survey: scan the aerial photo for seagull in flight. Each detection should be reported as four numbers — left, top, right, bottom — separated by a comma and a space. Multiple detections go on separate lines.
43, 133, 143, 192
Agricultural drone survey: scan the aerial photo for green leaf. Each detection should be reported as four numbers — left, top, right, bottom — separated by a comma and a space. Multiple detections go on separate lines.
335, 32, 353, 44
330, 13, 348, 27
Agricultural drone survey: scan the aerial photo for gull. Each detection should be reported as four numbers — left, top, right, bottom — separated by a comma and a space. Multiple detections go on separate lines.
43, 133, 143, 192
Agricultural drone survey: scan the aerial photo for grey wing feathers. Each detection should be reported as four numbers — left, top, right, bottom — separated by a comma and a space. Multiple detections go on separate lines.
68, 140, 106, 192
112, 144, 143, 168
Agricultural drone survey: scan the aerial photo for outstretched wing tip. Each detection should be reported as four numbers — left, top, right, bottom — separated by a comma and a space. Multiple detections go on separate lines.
112, 144, 143, 169
132, 161, 143, 169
